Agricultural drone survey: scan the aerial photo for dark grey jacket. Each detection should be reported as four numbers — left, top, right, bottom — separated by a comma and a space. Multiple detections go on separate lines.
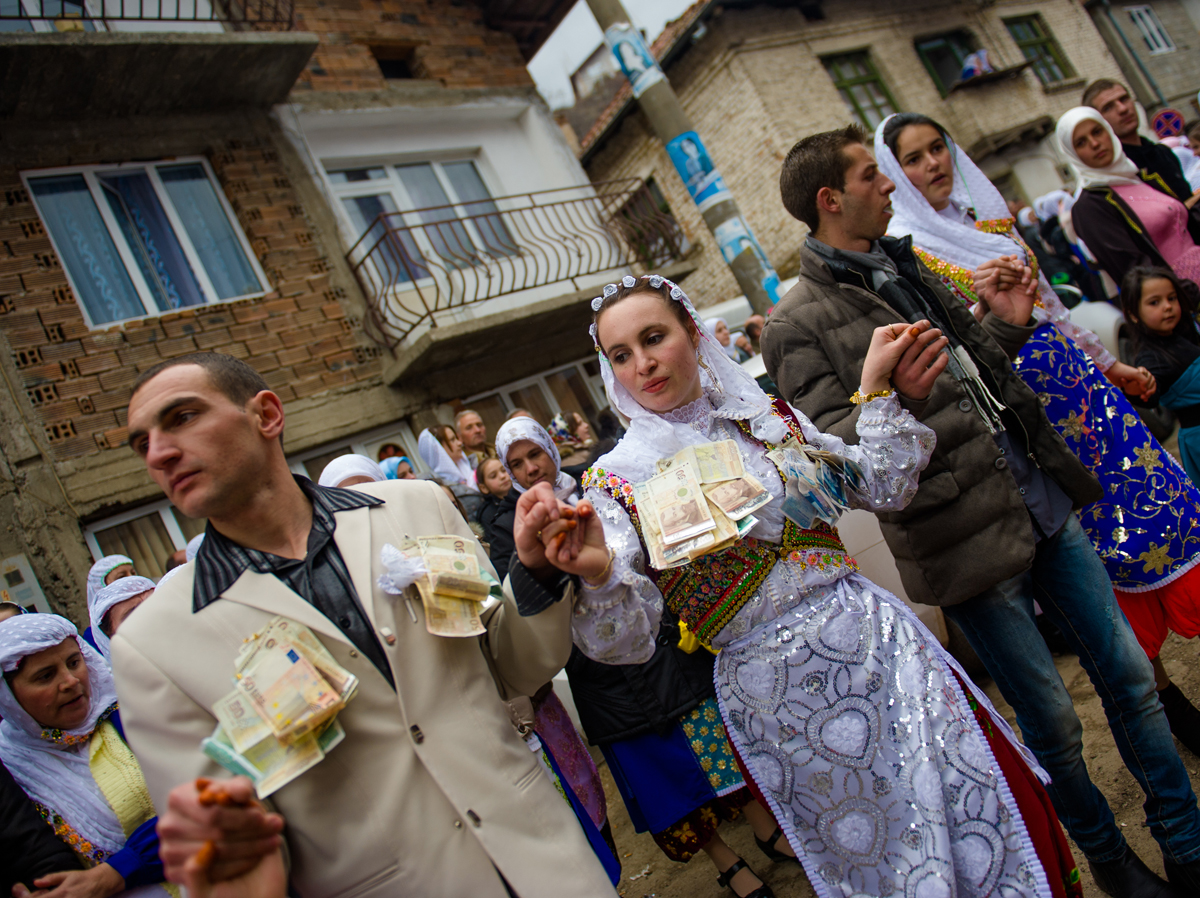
762, 238, 1102, 607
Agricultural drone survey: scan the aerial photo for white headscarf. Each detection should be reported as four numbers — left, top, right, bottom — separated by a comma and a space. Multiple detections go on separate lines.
185, 533, 204, 562
703, 316, 742, 359
318, 454, 386, 488
0, 614, 127, 857
86, 555, 131, 609
589, 275, 786, 484
495, 418, 579, 505
88, 575, 155, 660
873, 114, 1061, 314
1055, 106, 1141, 192
1034, 190, 1073, 223
417, 429, 477, 489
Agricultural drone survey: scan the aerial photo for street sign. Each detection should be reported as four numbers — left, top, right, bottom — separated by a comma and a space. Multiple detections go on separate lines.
1152, 108, 1185, 138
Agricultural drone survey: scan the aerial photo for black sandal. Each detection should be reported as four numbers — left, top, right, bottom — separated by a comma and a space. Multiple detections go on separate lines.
716, 857, 775, 898
755, 825, 800, 866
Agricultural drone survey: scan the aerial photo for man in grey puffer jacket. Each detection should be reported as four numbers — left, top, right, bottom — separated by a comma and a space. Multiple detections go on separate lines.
763, 125, 1200, 898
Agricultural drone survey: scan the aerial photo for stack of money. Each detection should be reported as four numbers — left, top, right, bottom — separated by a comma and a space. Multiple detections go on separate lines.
203, 617, 358, 798
638, 440, 769, 569
400, 535, 496, 638
767, 437, 865, 529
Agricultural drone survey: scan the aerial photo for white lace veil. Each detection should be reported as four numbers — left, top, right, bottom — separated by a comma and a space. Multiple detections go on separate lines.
588, 275, 787, 483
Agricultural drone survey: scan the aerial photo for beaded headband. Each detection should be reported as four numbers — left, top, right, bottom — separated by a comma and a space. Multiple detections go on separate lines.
589, 273, 683, 312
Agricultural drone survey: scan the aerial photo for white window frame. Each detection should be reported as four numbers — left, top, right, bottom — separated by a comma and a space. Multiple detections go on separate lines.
466, 357, 608, 421
1126, 5, 1175, 54
286, 419, 426, 478
83, 498, 192, 561
323, 156, 505, 269
7, 0, 102, 32
22, 156, 270, 329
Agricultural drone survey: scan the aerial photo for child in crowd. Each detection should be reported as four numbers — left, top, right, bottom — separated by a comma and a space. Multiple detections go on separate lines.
1122, 265, 1200, 485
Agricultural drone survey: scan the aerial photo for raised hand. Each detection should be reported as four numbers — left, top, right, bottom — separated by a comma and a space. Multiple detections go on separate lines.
860, 320, 949, 399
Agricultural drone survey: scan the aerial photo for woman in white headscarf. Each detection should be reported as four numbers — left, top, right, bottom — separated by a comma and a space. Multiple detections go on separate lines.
530, 273, 1073, 898
317, 454, 386, 489
0, 614, 177, 897
703, 317, 751, 362
83, 556, 134, 658
87, 576, 156, 661
1055, 106, 1200, 284
417, 425, 477, 490
495, 416, 580, 508
878, 111, 1200, 754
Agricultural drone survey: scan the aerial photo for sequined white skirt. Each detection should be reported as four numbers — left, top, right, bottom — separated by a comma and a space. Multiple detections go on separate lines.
715, 573, 1053, 898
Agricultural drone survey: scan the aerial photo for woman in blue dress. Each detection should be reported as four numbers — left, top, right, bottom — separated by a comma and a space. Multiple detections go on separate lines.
876, 112, 1200, 753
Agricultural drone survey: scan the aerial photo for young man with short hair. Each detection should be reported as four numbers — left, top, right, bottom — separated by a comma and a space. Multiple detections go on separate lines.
1084, 78, 1198, 206
762, 125, 1200, 898
111, 352, 613, 898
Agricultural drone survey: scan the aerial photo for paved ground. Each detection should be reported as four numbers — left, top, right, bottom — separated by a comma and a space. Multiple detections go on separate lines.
605, 630, 1200, 898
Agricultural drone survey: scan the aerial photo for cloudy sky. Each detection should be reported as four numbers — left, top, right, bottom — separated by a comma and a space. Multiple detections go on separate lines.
528, 0, 695, 109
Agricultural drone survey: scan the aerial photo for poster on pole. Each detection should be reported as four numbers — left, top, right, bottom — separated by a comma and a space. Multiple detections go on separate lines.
713, 216, 782, 303
665, 131, 733, 213
604, 22, 664, 98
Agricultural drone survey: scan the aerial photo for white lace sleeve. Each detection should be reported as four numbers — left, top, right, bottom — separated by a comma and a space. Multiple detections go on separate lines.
791, 395, 936, 511
570, 488, 663, 665
1032, 283, 1117, 371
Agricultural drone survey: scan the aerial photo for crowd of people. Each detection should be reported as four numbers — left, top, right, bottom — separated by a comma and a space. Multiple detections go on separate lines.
3, 76, 1200, 898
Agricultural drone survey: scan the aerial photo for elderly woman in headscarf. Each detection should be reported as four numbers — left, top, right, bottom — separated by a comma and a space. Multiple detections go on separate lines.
1056, 106, 1200, 285
318, 454, 386, 490
87, 576, 156, 662
417, 425, 477, 490
0, 614, 177, 897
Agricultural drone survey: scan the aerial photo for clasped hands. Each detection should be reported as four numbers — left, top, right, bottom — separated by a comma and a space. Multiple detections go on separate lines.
514, 482, 611, 584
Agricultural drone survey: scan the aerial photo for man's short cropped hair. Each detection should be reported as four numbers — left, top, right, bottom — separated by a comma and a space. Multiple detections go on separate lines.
780, 124, 870, 231
131, 352, 270, 407
454, 408, 481, 427
1082, 78, 1126, 108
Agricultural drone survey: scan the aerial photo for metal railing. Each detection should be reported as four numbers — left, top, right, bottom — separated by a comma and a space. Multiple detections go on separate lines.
1, 0, 295, 29
348, 179, 689, 352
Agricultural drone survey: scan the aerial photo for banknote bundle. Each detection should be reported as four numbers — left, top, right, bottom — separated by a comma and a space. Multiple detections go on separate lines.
767, 438, 865, 529
639, 440, 766, 569
203, 616, 359, 798
399, 535, 497, 638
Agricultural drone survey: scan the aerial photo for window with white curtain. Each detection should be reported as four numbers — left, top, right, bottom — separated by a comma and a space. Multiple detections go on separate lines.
23, 158, 268, 327
1126, 5, 1175, 54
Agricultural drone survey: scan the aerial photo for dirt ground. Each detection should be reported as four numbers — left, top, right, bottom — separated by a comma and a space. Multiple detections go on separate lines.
603, 631, 1200, 898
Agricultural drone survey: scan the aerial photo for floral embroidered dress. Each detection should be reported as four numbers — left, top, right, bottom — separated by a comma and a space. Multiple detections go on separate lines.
873, 116, 1200, 597
575, 275, 1064, 898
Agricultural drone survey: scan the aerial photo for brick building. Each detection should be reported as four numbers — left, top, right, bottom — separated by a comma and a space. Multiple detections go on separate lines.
0, 0, 682, 619
575, 0, 1200, 308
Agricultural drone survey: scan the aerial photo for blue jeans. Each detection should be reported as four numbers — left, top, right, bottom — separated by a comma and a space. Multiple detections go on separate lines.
943, 515, 1200, 864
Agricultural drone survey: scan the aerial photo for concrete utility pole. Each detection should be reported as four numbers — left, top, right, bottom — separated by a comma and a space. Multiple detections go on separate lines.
586, 0, 780, 314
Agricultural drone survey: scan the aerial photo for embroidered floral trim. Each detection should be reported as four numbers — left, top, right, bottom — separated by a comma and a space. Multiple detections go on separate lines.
974, 217, 1014, 234
35, 802, 111, 864
913, 247, 976, 302
41, 701, 118, 747
586, 400, 854, 644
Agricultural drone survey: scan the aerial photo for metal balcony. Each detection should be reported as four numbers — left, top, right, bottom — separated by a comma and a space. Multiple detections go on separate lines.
347, 179, 690, 354
0, 0, 295, 29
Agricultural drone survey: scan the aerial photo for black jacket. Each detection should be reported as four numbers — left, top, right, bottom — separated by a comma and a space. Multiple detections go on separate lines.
1072, 183, 1200, 286
476, 489, 518, 580
1124, 140, 1194, 203
565, 608, 717, 745
1, 761, 81, 894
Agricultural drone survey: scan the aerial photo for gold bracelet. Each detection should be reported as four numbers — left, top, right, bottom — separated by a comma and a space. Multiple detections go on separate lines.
850, 387, 895, 405
583, 547, 616, 590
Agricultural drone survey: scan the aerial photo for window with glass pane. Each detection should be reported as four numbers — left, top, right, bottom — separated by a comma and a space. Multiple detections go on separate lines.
544, 368, 599, 429
26, 160, 266, 326
1004, 16, 1073, 84
916, 31, 975, 96
442, 162, 517, 257
822, 53, 897, 129
396, 164, 476, 267
1, 0, 33, 30
94, 513, 175, 581
1126, 6, 1175, 54
341, 193, 427, 282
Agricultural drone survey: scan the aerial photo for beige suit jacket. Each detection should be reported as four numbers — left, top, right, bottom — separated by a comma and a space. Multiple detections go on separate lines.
111, 480, 615, 898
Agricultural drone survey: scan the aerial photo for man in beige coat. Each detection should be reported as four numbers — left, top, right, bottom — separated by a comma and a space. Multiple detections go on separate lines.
111, 352, 615, 898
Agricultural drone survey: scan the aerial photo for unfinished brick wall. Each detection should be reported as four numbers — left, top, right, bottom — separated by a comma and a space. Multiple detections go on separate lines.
0, 135, 382, 463
292, 0, 534, 92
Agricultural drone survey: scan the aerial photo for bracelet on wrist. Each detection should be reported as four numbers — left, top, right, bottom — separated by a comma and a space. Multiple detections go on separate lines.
850, 387, 895, 405
582, 547, 616, 590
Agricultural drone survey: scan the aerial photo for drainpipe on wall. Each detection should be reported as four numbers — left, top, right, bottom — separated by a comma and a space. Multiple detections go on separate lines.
584, 0, 781, 314
1099, 0, 1167, 108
